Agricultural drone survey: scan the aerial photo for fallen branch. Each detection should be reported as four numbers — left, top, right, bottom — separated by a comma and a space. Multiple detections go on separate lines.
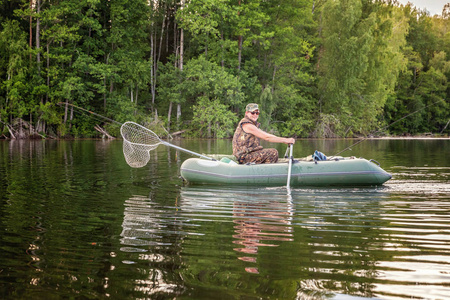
29, 131, 47, 139
441, 119, 450, 134
94, 125, 115, 139
171, 130, 187, 136
6, 124, 16, 139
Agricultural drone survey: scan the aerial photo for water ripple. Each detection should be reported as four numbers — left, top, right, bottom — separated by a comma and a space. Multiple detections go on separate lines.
116, 183, 450, 299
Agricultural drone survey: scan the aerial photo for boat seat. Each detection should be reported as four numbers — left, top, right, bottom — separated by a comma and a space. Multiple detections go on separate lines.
206, 154, 238, 162
220, 157, 238, 165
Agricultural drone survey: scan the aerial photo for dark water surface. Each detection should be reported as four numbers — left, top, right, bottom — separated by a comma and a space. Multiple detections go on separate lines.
1, 138, 449, 299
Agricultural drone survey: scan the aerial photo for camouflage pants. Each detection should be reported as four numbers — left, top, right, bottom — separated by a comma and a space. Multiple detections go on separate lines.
238, 148, 279, 164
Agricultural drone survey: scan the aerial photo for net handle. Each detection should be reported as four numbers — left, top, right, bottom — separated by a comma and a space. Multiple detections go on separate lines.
160, 140, 216, 161
122, 121, 215, 161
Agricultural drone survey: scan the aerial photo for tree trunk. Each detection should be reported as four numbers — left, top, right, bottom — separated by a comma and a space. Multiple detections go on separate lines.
36, 0, 41, 72
221, 30, 224, 68
179, 30, 184, 70
87, 20, 92, 55
64, 102, 69, 124
208, 121, 211, 138
441, 119, 450, 134
6, 73, 10, 106
205, 32, 208, 58
135, 87, 138, 106
177, 0, 185, 128
153, 26, 157, 107
35, 0, 44, 113
46, 43, 50, 103
158, 5, 166, 63
29, 0, 32, 62
177, 104, 181, 130
166, 19, 170, 54
109, 75, 113, 113
103, 77, 107, 108
69, 107, 73, 131
173, 4, 178, 59
237, 36, 242, 71
150, 28, 156, 107
134, 86, 138, 116
168, 101, 173, 132
237, 0, 242, 71
173, 9, 178, 60
180, 0, 184, 71
272, 66, 276, 94
104, 53, 110, 111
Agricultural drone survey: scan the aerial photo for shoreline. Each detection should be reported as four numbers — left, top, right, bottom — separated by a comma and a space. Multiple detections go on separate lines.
0, 134, 449, 141
372, 136, 449, 140
293, 135, 449, 141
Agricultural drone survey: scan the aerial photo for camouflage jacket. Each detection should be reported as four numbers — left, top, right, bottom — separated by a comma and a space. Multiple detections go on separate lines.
232, 117, 263, 159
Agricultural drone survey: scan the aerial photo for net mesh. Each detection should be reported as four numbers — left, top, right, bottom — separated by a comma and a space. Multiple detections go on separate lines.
120, 122, 162, 168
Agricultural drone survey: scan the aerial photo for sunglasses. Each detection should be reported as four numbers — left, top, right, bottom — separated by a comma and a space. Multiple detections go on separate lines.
250, 111, 260, 115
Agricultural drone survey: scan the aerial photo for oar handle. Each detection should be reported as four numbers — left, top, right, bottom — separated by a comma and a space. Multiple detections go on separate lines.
286, 144, 293, 190
284, 145, 290, 158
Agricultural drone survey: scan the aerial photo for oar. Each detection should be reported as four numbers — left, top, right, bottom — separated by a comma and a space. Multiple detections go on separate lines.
286, 144, 293, 191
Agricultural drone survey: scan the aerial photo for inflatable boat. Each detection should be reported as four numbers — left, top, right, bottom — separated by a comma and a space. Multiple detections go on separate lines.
180, 156, 392, 187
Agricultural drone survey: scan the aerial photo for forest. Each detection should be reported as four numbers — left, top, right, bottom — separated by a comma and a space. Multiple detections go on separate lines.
0, 0, 449, 139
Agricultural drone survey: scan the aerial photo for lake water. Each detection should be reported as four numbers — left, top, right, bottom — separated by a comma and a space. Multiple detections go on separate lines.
0, 138, 449, 299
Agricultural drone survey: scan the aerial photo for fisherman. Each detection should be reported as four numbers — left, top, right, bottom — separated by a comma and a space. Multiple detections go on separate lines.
232, 103, 295, 164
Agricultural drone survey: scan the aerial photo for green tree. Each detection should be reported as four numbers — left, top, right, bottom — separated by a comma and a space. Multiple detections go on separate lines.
257, 0, 317, 137
157, 56, 245, 136
191, 96, 237, 138
318, 0, 408, 137
386, 5, 449, 135
1, 0, 449, 139
0, 19, 30, 125
415, 51, 449, 132
156, 59, 185, 131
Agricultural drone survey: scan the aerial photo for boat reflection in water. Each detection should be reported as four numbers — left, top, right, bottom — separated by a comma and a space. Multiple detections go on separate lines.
118, 183, 450, 299
232, 195, 294, 274
178, 186, 296, 274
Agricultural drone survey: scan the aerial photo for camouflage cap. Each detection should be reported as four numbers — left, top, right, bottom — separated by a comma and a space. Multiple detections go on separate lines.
245, 103, 259, 112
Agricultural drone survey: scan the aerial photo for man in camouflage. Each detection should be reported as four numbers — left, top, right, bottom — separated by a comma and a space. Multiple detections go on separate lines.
232, 103, 295, 164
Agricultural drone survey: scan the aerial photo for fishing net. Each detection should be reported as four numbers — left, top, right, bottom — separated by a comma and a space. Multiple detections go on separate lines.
120, 122, 163, 168
121, 121, 214, 168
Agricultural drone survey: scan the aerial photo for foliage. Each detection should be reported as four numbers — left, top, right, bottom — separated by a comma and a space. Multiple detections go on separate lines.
317, 0, 410, 136
183, 56, 245, 107
191, 96, 237, 138
182, 56, 242, 137
313, 113, 345, 138
0, 0, 449, 139
384, 7, 450, 135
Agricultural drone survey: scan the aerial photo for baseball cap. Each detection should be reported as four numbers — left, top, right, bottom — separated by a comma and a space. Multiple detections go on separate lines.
245, 103, 259, 112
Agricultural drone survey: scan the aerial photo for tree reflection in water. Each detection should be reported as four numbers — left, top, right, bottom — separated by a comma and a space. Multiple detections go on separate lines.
120, 195, 185, 298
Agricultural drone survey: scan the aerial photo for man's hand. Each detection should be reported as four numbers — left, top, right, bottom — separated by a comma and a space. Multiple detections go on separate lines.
284, 138, 295, 145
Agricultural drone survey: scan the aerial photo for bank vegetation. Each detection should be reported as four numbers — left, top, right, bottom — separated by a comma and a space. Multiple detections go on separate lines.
0, 0, 449, 139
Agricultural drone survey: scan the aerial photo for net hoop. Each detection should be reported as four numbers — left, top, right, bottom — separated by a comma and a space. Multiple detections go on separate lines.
120, 121, 214, 168
121, 122, 162, 168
